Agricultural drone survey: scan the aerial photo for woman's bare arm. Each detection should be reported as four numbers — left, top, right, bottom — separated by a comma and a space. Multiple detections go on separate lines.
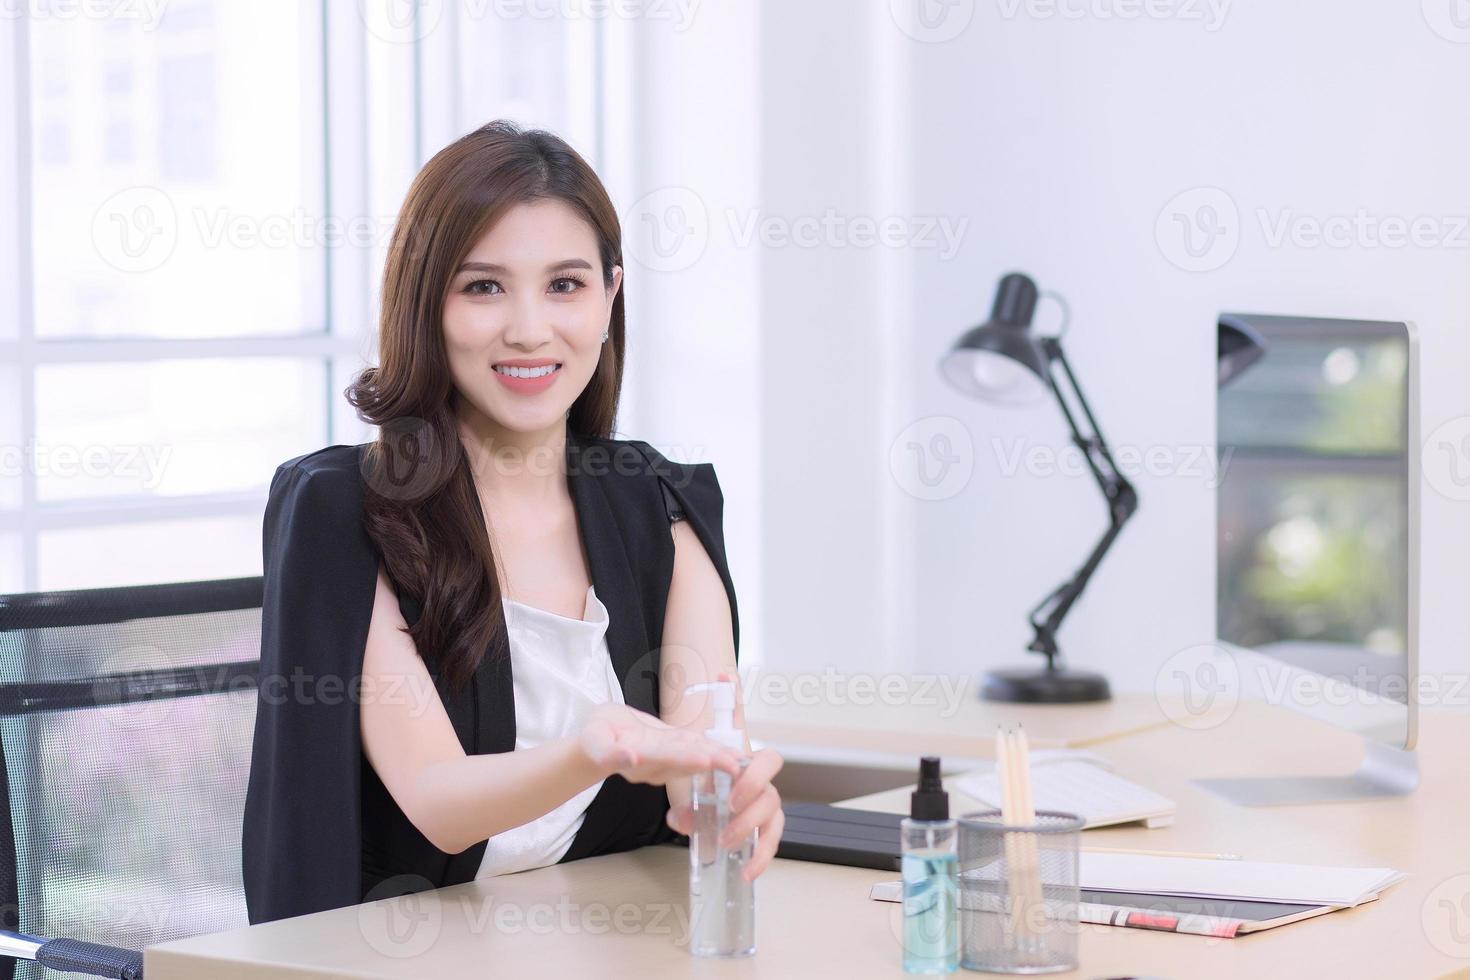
360, 564, 609, 854
659, 518, 749, 805
659, 518, 786, 879
361, 564, 740, 855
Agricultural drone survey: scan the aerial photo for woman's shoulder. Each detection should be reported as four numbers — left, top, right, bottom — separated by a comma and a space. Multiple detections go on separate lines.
265, 444, 371, 531
569, 432, 721, 496
260, 445, 380, 618
269, 444, 370, 498
274, 443, 367, 483
570, 433, 726, 542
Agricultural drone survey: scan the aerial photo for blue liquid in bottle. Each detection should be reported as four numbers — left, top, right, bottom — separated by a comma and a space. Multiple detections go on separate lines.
901, 757, 958, 974
902, 848, 959, 973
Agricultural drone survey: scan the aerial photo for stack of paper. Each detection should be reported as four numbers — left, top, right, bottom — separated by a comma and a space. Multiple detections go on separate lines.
953, 752, 1176, 830
1078, 853, 1406, 907
869, 854, 1407, 937
871, 854, 1405, 907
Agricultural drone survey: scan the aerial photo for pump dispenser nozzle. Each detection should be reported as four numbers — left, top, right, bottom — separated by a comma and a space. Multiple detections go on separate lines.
682, 680, 743, 752
910, 755, 949, 821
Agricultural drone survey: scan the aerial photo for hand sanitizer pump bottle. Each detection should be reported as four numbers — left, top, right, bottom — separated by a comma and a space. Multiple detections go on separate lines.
685, 680, 755, 957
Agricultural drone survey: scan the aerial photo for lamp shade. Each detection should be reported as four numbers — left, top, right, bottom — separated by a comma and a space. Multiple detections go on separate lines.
940, 272, 1052, 405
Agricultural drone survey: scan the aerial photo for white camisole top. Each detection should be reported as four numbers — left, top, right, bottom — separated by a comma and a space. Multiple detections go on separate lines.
474, 583, 625, 878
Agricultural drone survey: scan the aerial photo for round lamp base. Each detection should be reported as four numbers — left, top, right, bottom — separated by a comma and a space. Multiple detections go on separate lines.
980, 666, 1112, 704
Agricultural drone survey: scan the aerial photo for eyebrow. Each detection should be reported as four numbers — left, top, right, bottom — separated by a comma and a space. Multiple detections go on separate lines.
455, 259, 595, 275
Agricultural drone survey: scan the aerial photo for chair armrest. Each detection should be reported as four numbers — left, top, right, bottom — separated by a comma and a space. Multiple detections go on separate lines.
34, 937, 144, 980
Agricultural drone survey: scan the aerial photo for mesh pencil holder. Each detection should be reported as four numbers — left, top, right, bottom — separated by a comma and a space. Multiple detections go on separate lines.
956, 810, 1085, 975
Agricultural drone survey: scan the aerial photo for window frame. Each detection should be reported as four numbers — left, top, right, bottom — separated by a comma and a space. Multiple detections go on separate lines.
2, 4, 629, 594
1, 6, 378, 593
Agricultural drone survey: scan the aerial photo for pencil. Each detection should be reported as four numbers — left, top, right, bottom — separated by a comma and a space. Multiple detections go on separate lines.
995, 726, 1025, 942
1014, 726, 1043, 950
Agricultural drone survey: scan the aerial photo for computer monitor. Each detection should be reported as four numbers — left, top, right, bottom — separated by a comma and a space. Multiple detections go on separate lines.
1201, 314, 1419, 806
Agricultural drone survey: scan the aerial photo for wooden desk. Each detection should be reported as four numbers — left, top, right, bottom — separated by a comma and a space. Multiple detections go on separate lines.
147, 702, 1470, 979
742, 676, 1174, 763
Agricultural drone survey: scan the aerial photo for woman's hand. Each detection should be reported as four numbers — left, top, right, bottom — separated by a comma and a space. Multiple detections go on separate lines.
579, 702, 742, 786
665, 746, 786, 882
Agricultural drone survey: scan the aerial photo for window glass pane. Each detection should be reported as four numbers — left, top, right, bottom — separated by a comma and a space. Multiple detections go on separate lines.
0, 534, 19, 593
38, 513, 263, 591
1218, 337, 1407, 455
454, 14, 597, 153
28, 0, 324, 339
0, 365, 18, 510
34, 358, 326, 502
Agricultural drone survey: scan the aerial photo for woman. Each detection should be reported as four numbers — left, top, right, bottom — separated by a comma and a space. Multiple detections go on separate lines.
242, 120, 784, 925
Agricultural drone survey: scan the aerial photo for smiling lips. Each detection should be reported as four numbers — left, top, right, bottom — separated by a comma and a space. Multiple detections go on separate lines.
492, 359, 562, 394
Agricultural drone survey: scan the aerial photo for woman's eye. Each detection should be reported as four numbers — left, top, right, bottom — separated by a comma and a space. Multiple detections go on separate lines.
464, 279, 502, 296
550, 276, 586, 294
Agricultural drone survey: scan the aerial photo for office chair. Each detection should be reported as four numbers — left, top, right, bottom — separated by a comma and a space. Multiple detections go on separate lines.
0, 577, 263, 980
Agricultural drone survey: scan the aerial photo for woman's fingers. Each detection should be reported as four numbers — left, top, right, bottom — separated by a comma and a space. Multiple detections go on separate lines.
665, 801, 693, 835
665, 748, 718, 778
666, 787, 784, 879
625, 736, 741, 782
743, 805, 785, 881
592, 743, 636, 773
618, 749, 708, 785
720, 783, 780, 849
728, 748, 783, 812
709, 747, 743, 775
599, 713, 751, 785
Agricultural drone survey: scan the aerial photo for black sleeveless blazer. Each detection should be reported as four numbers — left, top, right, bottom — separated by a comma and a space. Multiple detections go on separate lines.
241, 432, 739, 925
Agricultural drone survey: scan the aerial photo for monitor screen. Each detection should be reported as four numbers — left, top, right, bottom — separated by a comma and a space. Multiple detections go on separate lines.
1216, 315, 1415, 709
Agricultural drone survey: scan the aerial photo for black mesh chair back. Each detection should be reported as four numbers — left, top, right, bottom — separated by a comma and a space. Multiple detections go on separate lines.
0, 578, 263, 980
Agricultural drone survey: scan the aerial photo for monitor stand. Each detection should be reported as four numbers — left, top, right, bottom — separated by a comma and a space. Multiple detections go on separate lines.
1194, 737, 1418, 807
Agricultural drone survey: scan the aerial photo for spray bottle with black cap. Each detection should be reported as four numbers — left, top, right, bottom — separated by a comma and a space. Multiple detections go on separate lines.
901, 756, 958, 974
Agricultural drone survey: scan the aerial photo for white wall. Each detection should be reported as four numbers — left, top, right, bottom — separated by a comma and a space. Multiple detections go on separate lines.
612, 5, 765, 666
906, 0, 1470, 693
749, 1, 1469, 695
754, 1, 918, 676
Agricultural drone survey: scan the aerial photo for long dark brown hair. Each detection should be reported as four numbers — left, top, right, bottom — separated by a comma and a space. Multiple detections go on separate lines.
346, 120, 625, 693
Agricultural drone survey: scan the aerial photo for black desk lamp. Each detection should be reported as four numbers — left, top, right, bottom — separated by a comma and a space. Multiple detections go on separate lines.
940, 272, 1138, 703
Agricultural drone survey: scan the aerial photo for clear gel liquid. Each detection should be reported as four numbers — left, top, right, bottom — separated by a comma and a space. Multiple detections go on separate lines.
689, 763, 755, 957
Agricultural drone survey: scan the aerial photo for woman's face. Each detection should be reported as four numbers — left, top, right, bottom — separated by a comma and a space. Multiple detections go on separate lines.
442, 197, 622, 441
